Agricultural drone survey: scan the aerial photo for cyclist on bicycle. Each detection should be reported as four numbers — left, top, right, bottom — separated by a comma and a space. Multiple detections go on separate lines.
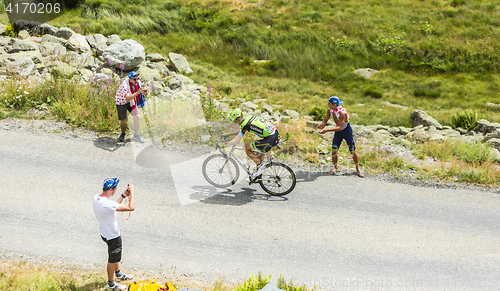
223, 108, 280, 179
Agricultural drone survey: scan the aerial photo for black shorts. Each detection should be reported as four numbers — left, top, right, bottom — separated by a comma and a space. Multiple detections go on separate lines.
101, 236, 122, 263
116, 103, 138, 120
250, 131, 279, 153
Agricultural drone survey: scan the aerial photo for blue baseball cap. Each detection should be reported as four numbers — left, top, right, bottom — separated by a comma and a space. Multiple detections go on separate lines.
128, 71, 140, 79
328, 96, 343, 105
103, 178, 120, 190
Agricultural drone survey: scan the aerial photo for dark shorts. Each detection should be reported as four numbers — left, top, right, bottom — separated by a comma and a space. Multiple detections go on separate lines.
116, 103, 138, 120
250, 131, 279, 153
101, 236, 122, 263
332, 123, 356, 152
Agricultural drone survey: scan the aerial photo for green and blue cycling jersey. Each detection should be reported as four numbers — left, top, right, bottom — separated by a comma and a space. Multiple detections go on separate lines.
239, 116, 276, 138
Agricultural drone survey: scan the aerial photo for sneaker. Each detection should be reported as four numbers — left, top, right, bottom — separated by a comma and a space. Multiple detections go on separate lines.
118, 133, 125, 142
133, 134, 145, 143
251, 163, 267, 179
116, 273, 134, 281
105, 282, 127, 290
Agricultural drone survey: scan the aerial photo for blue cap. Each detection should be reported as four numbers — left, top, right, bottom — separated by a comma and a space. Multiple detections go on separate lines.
103, 178, 119, 190
128, 71, 139, 79
328, 96, 342, 105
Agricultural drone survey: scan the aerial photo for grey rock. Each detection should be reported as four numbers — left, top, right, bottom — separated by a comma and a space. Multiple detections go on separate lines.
241, 101, 258, 111
483, 129, 500, 142
410, 110, 443, 129
354, 68, 379, 79
168, 52, 193, 74
475, 119, 500, 134
261, 103, 274, 114
66, 33, 91, 53
0, 37, 13, 47
102, 39, 145, 70
18, 30, 30, 39
146, 53, 164, 62
67, 52, 102, 70
41, 34, 66, 46
106, 34, 121, 46
409, 128, 431, 143
137, 66, 161, 81
55, 27, 75, 40
37, 24, 58, 36
282, 109, 300, 119
166, 75, 183, 90
6, 38, 39, 53
6, 57, 35, 76
85, 34, 108, 56
38, 42, 67, 58
0, 51, 43, 71
147, 61, 169, 75
486, 138, 500, 151
0, 24, 5, 35
13, 20, 41, 35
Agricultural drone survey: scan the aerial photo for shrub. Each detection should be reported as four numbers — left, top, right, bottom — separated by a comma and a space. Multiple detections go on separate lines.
451, 109, 481, 131
308, 105, 326, 121
4, 25, 16, 37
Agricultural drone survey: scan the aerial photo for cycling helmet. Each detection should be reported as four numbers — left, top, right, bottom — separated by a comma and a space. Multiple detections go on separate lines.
229, 108, 243, 122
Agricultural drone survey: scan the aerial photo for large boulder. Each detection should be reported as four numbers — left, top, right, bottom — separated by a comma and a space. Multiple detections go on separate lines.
5, 38, 39, 53
168, 52, 193, 74
102, 39, 145, 70
55, 27, 75, 40
85, 34, 108, 56
410, 110, 443, 129
66, 33, 91, 53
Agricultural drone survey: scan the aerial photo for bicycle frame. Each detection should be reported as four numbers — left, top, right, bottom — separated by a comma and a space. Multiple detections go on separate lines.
219, 144, 274, 177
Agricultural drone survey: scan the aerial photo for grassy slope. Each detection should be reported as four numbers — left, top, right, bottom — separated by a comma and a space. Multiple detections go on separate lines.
2, 0, 497, 126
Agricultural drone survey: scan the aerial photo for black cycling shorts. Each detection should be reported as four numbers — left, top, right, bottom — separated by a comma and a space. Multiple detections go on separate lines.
101, 236, 122, 263
116, 103, 138, 120
250, 131, 279, 153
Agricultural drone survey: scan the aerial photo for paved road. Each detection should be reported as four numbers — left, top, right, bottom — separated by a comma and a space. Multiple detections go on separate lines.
1, 128, 500, 290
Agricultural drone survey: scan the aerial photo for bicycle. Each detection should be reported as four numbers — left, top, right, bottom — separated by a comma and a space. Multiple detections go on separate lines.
202, 139, 296, 196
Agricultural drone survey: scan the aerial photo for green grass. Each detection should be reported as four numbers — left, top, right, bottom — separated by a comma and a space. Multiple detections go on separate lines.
0, 260, 311, 291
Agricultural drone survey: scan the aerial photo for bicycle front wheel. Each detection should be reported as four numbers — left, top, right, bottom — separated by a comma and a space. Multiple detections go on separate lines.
258, 162, 296, 196
202, 154, 240, 188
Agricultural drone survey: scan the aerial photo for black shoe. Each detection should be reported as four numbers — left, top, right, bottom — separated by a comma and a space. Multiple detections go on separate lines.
118, 133, 125, 142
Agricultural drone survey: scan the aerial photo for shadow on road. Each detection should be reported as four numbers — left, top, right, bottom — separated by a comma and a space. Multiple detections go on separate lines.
190, 186, 288, 206
93, 137, 125, 152
295, 170, 366, 182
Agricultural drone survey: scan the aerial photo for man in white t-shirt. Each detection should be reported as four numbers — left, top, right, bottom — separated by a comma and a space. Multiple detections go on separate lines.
93, 178, 136, 290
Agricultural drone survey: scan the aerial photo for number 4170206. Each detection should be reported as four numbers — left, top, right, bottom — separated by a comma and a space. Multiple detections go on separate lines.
6, 2, 61, 14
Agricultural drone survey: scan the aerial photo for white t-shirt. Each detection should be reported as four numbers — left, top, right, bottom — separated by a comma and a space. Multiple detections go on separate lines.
93, 194, 120, 240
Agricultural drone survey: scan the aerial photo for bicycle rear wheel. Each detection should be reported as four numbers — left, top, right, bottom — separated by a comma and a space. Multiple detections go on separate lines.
258, 162, 296, 196
202, 154, 240, 188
